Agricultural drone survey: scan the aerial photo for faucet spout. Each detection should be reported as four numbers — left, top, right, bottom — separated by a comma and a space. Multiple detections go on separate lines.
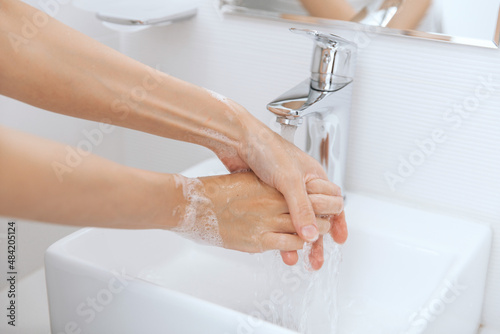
267, 78, 353, 126
267, 28, 357, 194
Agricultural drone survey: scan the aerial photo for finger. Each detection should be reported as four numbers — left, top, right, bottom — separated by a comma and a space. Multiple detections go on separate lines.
308, 236, 324, 271
261, 232, 306, 252
272, 215, 330, 235
280, 250, 299, 266
309, 194, 344, 215
280, 180, 319, 242
306, 179, 342, 196
316, 216, 331, 235
271, 215, 297, 233
330, 211, 348, 244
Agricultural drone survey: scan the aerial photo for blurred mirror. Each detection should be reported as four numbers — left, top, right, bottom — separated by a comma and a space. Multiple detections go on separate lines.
220, 0, 500, 48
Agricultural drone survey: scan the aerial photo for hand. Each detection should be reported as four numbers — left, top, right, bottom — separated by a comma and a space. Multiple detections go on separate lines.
212, 101, 348, 270
0, 0, 346, 255
172, 172, 332, 253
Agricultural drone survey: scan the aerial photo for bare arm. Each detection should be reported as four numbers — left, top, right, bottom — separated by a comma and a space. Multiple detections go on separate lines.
0, 126, 177, 229
0, 126, 334, 253
387, 0, 432, 30
298, 0, 356, 20
0, 0, 249, 167
298, 0, 431, 30
0, 0, 348, 269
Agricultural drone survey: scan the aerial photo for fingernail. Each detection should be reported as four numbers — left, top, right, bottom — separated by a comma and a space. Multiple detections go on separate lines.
301, 225, 318, 241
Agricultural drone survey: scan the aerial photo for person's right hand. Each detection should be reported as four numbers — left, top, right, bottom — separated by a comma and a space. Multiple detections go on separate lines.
171, 172, 334, 254
207, 100, 348, 270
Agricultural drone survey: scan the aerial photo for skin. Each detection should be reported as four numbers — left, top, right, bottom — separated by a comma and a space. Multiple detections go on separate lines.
0, 0, 347, 269
0, 127, 335, 253
189, 172, 337, 253
299, 0, 357, 21
386, 0, 432, 30
299, 0, 432, 30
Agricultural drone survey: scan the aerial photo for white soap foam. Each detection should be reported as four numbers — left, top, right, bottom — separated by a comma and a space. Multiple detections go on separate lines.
172, 177, 223, 247
205, 88, 228, 103
199, 127, 239, 162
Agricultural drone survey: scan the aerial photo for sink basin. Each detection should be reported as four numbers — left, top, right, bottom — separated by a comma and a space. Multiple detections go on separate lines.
45, 158, 491, 334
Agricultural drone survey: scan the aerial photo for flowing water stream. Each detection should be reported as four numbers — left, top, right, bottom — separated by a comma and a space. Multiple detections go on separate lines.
137, 123, 343, 334
250, 124, 343, 334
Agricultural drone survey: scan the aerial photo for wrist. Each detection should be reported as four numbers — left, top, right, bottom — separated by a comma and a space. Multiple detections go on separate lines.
198, 98, 250, 151
140, 172, 187, 230
167, 175, 225, 247
236, 113, 279, 166
191, 96, 262, 172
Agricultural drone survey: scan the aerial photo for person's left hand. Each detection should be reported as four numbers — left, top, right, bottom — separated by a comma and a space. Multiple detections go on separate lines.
211, 101, 348, 270
172, 172, 334, 254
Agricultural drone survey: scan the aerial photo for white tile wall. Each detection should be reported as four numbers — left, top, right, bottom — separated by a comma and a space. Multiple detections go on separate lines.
119, 1, 500, 329
0, 1, 122, 287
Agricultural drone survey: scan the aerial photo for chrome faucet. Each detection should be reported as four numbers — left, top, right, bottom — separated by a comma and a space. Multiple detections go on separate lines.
267, 28, 357, 195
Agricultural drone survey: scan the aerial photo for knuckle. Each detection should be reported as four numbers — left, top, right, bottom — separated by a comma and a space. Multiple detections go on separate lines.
331, 184, 342, 196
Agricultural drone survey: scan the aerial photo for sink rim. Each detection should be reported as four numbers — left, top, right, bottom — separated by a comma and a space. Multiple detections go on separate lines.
45, 158, 493, 334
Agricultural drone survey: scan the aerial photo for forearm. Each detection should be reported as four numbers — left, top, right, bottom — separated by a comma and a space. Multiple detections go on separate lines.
387, 0, 432, 30
0, 126, 182, 229
0, 1, 348, 266
0, 0, 257, 161
299, 0, 356, 20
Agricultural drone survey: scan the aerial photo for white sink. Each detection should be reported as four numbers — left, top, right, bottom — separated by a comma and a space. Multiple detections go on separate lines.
45, 158, 492, 334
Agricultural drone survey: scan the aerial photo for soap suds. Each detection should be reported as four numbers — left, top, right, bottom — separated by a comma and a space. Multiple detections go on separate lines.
203, 87, 237, 122
172, 177, 223, 247
205, 88, 228, 103
173, 173, 184, 189
199, 127, 239, 162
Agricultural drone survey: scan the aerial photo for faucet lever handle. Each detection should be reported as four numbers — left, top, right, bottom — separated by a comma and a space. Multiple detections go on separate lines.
290, 28, 356, 92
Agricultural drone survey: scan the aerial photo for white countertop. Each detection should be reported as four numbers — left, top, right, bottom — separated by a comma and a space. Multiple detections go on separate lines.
0, 268, 51, 334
